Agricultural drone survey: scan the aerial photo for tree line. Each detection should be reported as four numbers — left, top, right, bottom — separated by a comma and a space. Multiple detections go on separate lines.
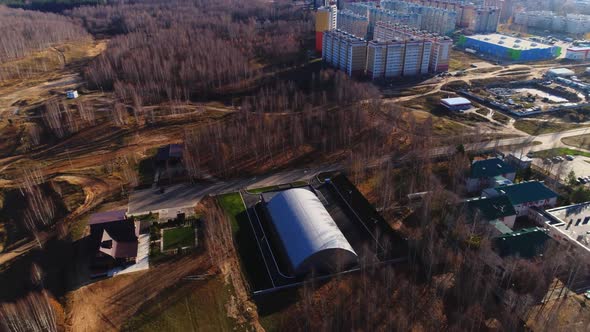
0, 5, 89, 63
68, 0, 313, 103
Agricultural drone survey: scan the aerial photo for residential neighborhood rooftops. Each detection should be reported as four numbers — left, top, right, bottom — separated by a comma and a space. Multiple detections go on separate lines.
493, 181, 558, 206
469, 158, 515, 179
89, 210, 127, 225
494, 227, 551, 258
466, 195, 516, 221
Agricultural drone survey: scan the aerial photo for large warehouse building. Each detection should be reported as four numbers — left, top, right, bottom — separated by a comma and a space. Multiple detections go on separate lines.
458, 34, 560, 62
264, 188, 358, 276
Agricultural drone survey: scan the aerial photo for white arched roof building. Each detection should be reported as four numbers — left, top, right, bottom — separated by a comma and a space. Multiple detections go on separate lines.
265, 188, 358, 275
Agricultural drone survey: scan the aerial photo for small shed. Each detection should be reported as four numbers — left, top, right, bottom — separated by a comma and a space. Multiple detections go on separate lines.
547, 68, 575, 78
66, 90, 79, 99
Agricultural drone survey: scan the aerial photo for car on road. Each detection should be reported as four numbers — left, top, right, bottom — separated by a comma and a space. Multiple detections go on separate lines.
527, 151, 535, 158
566, 155, 574, 161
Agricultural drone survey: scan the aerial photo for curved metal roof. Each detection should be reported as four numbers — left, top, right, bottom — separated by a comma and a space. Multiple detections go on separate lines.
266, 188, 357, 275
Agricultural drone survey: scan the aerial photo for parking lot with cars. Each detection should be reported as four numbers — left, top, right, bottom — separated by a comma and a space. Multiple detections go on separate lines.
533, 153, 590, 184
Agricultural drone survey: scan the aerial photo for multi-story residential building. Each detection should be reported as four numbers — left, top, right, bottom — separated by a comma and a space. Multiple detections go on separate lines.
515, 11, 590, 35
315, 5, 338, 52
366, 39, 406, 79
382, 0, 499, 33
374, 22, 452, 73
381, 0, 457, 35
402, 38, 432, 75
337, 9, 370, 38
322, 30, 368, 77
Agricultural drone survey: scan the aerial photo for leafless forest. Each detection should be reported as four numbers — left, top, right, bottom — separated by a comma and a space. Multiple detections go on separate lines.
0, 0, 587, 331
0, 6, 89, 62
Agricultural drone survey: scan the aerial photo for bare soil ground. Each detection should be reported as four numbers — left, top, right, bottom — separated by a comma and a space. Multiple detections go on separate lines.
65, 255, 210, 332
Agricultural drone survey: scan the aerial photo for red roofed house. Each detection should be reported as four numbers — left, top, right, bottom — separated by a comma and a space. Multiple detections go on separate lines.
88, 210, 138, 275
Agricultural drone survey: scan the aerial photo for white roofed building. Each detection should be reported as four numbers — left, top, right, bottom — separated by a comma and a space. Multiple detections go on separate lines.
441, 97, 472, 111
263, 188, 358, 275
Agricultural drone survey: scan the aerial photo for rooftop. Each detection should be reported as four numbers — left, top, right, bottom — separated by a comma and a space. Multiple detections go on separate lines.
494, 227, 551, 258
156, 144, 183, 161
469, 158, 515, 179
546, 202, 590, 249
466, 195, 517, 221
493, 181, 558, 205
467, 33, 553, 50
441, 97, 471, 106
89, 210, 127, 225
548, 68, 575, 76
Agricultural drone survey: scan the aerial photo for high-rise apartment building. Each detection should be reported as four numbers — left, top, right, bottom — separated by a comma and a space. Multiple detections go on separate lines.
315, 5, 338, 53
514, 11, 590, 35
337, 9, 370, 38
374, 21, 452, 73
366, 39, 406, 79
322, 30, 368, 76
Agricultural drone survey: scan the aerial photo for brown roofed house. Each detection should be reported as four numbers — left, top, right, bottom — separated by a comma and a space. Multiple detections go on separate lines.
88, 210, 138, 275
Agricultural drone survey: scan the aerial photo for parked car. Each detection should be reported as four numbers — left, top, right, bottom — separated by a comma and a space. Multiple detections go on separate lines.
566, 155, 574, 161
585, 290, 590, 300
578, 177, 585, 184
527, 152, 534, 158
544, 158, 552, 164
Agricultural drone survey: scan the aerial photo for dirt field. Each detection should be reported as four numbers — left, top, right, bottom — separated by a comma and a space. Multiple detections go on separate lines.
65, 255, 211, 332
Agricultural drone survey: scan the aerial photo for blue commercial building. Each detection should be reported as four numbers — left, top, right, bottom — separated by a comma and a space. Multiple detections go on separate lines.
458, 34, 561, 62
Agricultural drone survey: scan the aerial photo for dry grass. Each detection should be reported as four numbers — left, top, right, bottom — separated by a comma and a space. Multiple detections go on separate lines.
448, 49, 488, 71
514, 120, 583, 135
562, 134, 590, 150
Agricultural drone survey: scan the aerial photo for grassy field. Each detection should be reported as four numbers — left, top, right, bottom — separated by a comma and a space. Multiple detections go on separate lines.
217, 193, 273, 290
122, 277, 237, 332
162, 226, 194, 250
530, 148, 590, 159
562, 134, 590, 150
514, 120, 582, 135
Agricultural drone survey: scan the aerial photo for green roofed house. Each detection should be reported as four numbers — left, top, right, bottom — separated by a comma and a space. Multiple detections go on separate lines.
466, 195, 517, 229
494, 227, 551, 258
482, 181, 558, 217
466, 158, 516, 193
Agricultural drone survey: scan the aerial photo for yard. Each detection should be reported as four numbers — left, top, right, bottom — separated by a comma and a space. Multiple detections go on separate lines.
217, 193, 273, 290
162, 226, 194, 251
